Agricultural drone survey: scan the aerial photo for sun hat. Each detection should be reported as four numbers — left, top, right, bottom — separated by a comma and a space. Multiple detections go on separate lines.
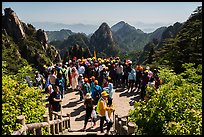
101, 91, 109, 97
144, 70, 149, 73
90, 76, 95, 80
85, 93, 92, 99
84, 78, 89, 82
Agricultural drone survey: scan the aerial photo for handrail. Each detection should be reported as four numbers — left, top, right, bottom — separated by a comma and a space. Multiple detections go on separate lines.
11, 112, 71, 135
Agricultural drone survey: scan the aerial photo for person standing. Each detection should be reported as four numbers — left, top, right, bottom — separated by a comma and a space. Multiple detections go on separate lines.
56, 72, 65, 99
135, 64, 143, 91
49, 69, 57, 88
128, 66, 136, 92
140, 70, 149, 101
71, 67, 79, 92
78, 74, 84, 101
83, 77, 91, 95
116, 62, 123, 88
35, 71, 44, 90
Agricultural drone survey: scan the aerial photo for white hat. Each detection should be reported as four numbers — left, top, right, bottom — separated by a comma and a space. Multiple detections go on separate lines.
85, 93, 92, 99
146, 66, 150, 70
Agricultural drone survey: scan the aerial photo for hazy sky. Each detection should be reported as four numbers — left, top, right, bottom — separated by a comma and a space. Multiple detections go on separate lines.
2, 2, 202, 33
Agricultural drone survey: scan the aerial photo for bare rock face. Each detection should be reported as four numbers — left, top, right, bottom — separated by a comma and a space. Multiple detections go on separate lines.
36, 29, 49, 51
90, 22, 119, 57
3, 8, 25, 42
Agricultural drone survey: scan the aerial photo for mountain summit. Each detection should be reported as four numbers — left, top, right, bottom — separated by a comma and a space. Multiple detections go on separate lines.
90, 22, 119, 57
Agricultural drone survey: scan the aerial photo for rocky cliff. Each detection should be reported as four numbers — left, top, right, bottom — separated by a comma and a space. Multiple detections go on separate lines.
2, 8, 61, 72
90, 22, 119, 57
2, 8, 25, 42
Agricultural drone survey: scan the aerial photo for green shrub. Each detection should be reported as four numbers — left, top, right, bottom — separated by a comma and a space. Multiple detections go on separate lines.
2, 62, 47, 135
129, 63, 202, 135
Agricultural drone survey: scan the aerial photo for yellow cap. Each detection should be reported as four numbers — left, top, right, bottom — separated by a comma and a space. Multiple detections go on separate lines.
101, 91, 109, 97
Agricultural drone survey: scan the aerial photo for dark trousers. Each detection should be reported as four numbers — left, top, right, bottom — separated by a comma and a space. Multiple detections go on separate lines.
79, 90, 84, 101
84, 109, 95, 127
116, 73, 122, 87
141, 85, 147, 100
122, 75, 128, 88
100, 116, 107, 132
128, 80, 135, 92
135, 78, 141, 90
100, 116, 113, 133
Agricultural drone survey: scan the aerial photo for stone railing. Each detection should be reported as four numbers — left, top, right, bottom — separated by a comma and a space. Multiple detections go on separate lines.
11, 111, 71, 135
114, 113, 136, 135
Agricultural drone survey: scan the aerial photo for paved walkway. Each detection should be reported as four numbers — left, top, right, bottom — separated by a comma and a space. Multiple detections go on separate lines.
48, 87, 141, 135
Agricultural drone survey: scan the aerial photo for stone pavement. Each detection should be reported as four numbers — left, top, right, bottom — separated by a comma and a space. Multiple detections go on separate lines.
52, 87, 141, 135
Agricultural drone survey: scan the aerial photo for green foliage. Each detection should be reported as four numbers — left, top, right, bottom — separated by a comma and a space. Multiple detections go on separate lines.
2, 34, 29, 74
2, 63, 46, 135
129, 63, 202, 135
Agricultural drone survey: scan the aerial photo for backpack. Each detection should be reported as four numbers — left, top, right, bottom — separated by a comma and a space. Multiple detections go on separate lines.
61, 69, 67, 78
56, 78, 64, 88
83, 83, 91, 94
96, 98, 101, 114
94, 86, 101, 98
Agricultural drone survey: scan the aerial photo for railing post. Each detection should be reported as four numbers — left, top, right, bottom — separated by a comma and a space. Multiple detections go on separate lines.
122, 125, 128, 135
36, 128, 42, 135
48, 104, 53, 121
128, 122, 136, 135
17, 115, 26, 135
115, 114, 118, 134
31, 128, 36, 135
50, 122, 55, 135
67, 113, 71, 130
118, 116, 122, 135
54, 114, 59, 134
58, 114, 63, 133
43, 115, 50, 134
121, 118, 127, 135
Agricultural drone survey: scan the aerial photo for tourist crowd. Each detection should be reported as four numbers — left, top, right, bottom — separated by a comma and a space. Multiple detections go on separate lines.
32, 56, 162, 134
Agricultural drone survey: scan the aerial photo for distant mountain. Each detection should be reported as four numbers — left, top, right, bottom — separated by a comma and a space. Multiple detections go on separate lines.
52, 33, 92, 62
148, 26, 167, 42
90, 22, 120, 57
31, 22, 98, 35
111, 21, 149, 52
137, 22, 182, 65
111, 21, 126, 32
46, 29, 75, 42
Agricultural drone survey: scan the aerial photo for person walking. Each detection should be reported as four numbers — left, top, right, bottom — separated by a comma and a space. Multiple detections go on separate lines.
97, 91, 114, 134
91, 80, 102, 105
77, 74, 84, 101
48, 85, 62, 113
83, 93, 96, 131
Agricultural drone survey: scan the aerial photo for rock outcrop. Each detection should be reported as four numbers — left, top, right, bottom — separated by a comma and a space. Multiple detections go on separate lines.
36, 29, 49, 51
90, 22, 119, 57
2, 8, 62, 72
2, 8, 25, 42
